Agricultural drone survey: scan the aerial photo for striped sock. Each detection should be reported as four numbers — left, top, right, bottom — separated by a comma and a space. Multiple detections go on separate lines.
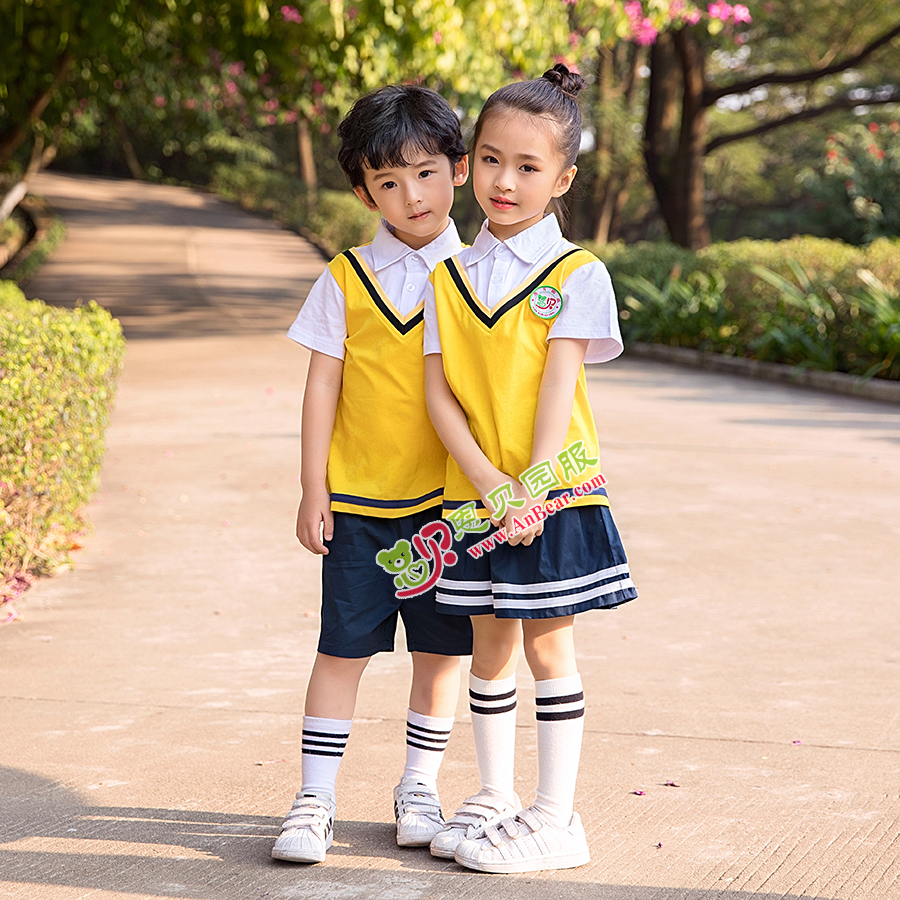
402, 709, 454, 787
300, 715, 352, 802
469, 672, 517, 800
533, 674, 585, 827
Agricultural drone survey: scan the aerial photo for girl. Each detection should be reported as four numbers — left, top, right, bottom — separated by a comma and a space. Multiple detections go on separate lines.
423, 64, 637, 874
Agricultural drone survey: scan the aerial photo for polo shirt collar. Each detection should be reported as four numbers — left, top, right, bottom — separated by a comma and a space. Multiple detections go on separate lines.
468, 214, 563, 265
369, 218, 463, 273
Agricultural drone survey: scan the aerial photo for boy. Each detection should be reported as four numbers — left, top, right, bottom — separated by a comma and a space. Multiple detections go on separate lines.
271, 85, 472, 864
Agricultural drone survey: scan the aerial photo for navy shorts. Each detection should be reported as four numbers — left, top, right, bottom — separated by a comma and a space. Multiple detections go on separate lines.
319, 509, 473, 658
436, 505, 637, 619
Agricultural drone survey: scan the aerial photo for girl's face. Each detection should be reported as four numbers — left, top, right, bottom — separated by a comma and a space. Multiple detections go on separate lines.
472, 109, 577, 241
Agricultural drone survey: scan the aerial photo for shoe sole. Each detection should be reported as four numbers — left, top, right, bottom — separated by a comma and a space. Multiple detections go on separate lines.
397, 832, 441, 848
271, 835, 332, 864
429, 844, 457, 859
454, 848, 590, 874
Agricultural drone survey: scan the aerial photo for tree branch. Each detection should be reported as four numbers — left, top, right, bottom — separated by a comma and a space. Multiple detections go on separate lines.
702, 21, 900, 107
706, 89, 900, 153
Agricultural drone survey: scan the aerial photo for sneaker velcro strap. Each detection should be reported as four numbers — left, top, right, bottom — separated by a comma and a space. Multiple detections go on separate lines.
516, 808, 545, 833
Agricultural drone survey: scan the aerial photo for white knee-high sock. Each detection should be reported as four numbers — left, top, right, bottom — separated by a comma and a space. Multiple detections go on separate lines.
300, 715, 352, 802
468, 672, 517, 801
402, 709, 454, 788
533, 674, 585, 827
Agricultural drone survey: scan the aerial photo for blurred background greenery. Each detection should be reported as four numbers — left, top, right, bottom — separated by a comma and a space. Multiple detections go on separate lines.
3, 0, 898, 248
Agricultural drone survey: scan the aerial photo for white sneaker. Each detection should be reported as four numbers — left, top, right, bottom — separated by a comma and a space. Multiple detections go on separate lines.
393, 777, 444, 847
453, 806, 590, 873
271, 792, 336, 863
429, 790, 521, 859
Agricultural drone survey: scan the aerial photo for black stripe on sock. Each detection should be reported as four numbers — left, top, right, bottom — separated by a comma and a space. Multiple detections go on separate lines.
406, 731, 448, 745
470, 701, 517, 716
303, 729, 351, 739
301, 748, 346, 757
406, 739, 447, 753
535, 691, 584, 706
406, 723, 452, 736
536, 708, 585, 721
469, 688, 516, 703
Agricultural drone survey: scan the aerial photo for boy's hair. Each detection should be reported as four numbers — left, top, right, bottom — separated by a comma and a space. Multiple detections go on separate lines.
337, 84, 466, 198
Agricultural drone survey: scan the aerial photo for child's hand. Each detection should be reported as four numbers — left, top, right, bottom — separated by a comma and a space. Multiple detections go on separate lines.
295, 487, 334, 555
504, 481, 547, 547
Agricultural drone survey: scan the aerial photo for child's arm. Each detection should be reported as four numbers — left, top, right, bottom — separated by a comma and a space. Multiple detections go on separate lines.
296, 350, 344, 554
424, 354, 512, 517
512, 337, 591, 545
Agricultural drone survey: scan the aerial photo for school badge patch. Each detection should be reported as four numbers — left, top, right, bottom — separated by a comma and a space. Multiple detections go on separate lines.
528, 285, 563, 319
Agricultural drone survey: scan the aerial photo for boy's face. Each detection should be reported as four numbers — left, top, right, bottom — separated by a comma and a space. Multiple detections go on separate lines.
354, 148, 468, 250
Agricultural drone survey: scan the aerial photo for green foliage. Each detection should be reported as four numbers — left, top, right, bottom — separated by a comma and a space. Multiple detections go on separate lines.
3, 216, 67, 285
0, 283, 125, 600
799, 120, 900, 243
605, 236, 900, 380
210, 162, 379, 255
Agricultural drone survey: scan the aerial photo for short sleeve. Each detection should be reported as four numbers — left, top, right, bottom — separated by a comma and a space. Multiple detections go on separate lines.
286, 267, 347, 360
548, 259, 624, 363
423, 279, 442, 356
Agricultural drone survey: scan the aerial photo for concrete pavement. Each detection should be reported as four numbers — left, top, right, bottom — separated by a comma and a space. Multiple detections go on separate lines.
1, 171, 898, 899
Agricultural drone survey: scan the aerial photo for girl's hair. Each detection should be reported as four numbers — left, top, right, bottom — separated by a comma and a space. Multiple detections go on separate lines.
471, 64, 586, 228
471, 64, 586, 169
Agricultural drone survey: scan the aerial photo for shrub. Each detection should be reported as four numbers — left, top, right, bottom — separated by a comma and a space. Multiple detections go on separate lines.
1, 283, 125, 603
210, 162, 379, 257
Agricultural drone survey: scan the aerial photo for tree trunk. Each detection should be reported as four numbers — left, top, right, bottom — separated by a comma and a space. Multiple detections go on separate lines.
298, 118, 317, 202
643, 29, 710, 249
0, 53, 71, 168
117, 117, 144, 180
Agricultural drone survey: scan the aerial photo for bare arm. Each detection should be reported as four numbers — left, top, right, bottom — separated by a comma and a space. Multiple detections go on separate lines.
296, 350, 344, 554
511, 337, 590, 546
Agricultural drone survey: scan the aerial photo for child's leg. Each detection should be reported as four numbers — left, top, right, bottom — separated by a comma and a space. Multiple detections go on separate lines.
392, 652, 460, 848
469, 615, 522, 800
522, 616, 584, 827
403, 652, 460, 785
272, 652, 369, 864
301, 652, 370, 798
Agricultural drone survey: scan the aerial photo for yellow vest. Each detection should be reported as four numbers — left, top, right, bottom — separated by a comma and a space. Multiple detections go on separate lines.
326, 248, 447, 517
432, 248, 608, 518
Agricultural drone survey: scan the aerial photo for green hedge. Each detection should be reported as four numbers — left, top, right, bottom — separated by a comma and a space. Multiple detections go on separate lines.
210, 163, 380, 258
1, 282, 125, 603
588, 236, 900, 381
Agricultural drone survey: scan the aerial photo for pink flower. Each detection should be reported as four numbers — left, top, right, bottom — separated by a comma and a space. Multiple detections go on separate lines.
183, 98, 197, 110
114, 79, 123, 90
266, 114, 277, 125
708, 2, 733, 20
684, 9, 702, 24
868, 122, 880, 133
348, 6, 359, 18
313, 80, 326, 95
434, 30, 443, 44
153, 95, 166, 107
225, 80, 238, 95
228, 61, 246, 76
634, 18, 658, 44
890, 121, 900, 133
732, 4, 752, 22
826, 148, 838, 160
284, 110, 298, 123
280, 5, 302, 23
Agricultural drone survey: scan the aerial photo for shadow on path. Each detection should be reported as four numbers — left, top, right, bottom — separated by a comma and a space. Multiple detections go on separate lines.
1, 767, 845, 900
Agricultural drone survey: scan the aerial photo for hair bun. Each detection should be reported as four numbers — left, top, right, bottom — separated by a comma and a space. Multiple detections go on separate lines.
541, 63, 586, 100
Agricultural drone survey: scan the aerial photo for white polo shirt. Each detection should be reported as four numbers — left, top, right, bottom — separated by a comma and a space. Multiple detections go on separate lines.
423, 215, 623, 364
288, 218, 464, 359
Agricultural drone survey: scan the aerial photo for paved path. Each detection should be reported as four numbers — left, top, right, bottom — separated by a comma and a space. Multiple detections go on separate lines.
2, 171, 899, 900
